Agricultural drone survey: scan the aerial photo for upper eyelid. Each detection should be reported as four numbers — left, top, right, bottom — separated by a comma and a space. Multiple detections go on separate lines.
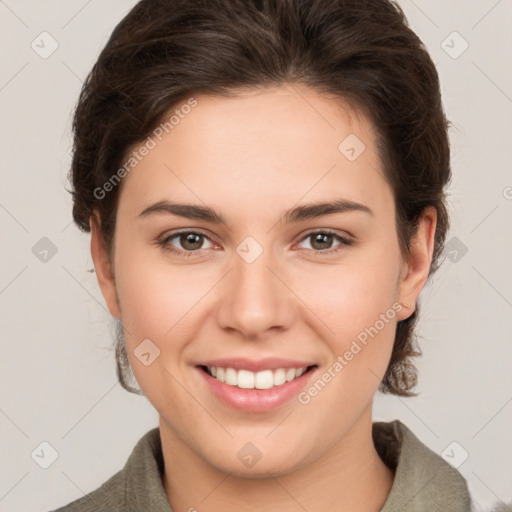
162, 228, 215, 242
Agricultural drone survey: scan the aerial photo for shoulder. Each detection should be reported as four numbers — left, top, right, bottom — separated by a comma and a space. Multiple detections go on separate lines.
374, 420, 472, 511
49, 427, 171, 512
49, 469, 126, 511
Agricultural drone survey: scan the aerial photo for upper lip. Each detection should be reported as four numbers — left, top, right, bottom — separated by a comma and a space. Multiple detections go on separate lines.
196, 358, 316, 372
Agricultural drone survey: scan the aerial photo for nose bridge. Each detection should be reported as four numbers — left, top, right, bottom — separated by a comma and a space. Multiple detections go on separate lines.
216, 239, 292, 338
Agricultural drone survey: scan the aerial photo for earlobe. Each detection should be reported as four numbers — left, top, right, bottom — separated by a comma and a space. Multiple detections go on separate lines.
397, 206, 437, 321
90, 212, 122, 319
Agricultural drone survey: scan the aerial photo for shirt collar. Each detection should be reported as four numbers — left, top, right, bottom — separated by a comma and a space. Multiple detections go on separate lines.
375, 420, 471, 511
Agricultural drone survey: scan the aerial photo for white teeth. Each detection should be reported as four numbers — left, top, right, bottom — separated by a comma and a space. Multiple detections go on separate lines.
237, 369, 255, 389
285, 368, 296, 382
206, 366, 308, 389
273, 368, 286, 386
254, 370, 273, 389
225, 367, 237, 386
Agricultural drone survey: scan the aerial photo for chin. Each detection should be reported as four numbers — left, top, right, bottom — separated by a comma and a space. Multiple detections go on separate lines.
214, 457, 300, 479
201, 439, 315, 480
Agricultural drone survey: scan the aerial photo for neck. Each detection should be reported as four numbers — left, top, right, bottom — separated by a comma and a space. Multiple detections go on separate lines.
160, 409, 394, 512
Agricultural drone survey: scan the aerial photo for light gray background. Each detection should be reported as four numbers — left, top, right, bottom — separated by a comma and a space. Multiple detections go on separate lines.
1, 1, 511, 510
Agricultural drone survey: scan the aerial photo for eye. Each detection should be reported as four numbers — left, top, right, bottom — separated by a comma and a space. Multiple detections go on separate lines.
296, 230, 353, 254
156, 228, 353, 258
157, 230, 215, 256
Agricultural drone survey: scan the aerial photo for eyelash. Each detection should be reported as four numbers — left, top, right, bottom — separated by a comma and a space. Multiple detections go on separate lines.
156, 229, 354, 258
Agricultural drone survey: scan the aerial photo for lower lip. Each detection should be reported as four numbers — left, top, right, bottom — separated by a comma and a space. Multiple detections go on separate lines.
197, 367, 316, 412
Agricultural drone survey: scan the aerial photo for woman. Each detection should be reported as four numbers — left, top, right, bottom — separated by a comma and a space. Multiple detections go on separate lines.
53, 0, 479, 510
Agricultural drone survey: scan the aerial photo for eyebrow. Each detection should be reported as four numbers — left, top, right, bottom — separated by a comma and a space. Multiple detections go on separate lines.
138, 198, 373, 225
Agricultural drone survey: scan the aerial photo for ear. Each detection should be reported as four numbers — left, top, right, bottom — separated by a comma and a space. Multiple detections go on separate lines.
90, 212, 121, 319
396, 206, 437, 321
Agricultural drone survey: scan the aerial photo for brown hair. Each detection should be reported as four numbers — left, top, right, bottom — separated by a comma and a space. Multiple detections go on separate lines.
69, 0, 451, 396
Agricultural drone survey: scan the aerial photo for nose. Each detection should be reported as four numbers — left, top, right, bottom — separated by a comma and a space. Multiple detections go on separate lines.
215, 247, 296, 341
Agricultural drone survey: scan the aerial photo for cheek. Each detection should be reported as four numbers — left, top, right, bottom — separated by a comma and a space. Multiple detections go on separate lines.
296, 270, 399, 434
113, 240, 211, 340
112, 249, 211, 409
294, 242, 400, 399
296, 243, 401, 337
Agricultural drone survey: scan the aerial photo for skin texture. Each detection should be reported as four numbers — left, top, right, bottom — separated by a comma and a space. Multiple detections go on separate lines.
91, 84, 436, 511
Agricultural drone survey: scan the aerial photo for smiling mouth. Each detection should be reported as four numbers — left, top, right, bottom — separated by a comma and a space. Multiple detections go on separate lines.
199, 365, 317, 390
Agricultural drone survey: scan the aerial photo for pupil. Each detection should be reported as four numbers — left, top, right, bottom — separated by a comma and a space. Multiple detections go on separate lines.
182, 233, 202, 250
313, 233, 332, 250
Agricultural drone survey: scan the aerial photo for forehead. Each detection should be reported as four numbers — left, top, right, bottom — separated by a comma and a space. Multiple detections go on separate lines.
117, 85, 391, 219
164, 85, 376, 167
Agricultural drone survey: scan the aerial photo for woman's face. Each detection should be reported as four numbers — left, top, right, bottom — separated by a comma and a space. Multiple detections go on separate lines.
92, 84, 434, 476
